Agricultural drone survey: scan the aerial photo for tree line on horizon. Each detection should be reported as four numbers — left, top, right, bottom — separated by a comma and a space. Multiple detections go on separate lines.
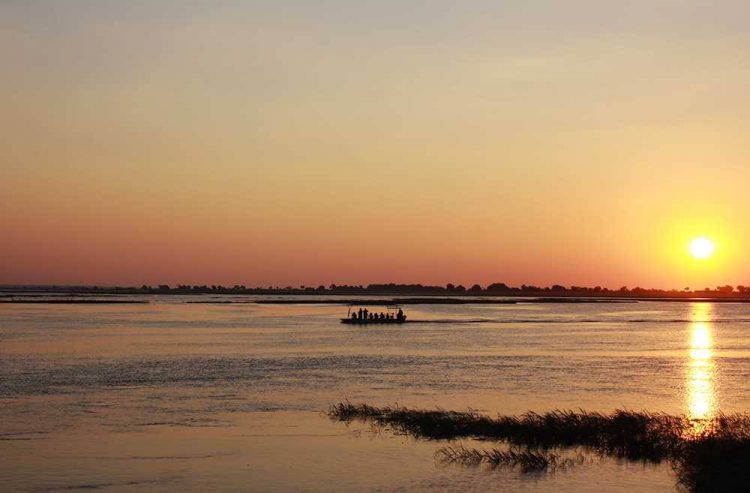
142, 282, 750, 296
7, 282, 750, 297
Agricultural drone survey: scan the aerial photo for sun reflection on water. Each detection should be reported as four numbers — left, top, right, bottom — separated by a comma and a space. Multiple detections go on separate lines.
687, 303, 717, 431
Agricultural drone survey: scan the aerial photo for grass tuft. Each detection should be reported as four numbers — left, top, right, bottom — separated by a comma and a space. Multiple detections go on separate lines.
435, 445, 579, 473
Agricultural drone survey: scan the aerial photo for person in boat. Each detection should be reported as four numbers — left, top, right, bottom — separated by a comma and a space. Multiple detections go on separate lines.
358, 308, 364, 320
397, 308, 404, 322
363, 308, 369, 320
351, 311, 358, 321
379, 312, 385, 320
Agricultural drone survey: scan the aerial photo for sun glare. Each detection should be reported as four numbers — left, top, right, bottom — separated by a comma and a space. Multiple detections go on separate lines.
689, 237, 715, 259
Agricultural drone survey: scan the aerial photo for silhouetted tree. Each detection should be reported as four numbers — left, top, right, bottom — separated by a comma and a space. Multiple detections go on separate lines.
486, 283, 511, 293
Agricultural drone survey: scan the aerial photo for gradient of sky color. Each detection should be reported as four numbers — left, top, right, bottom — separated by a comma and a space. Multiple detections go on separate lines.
2, 0, 749, 288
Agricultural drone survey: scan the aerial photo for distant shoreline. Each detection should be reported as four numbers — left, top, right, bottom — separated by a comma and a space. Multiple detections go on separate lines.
3, 295, 750, 305
252, 297, 750, 304
3, 283, 750, 300
4, 281, 750, 306
252, 297, 634, 305
0, 299, 148, 304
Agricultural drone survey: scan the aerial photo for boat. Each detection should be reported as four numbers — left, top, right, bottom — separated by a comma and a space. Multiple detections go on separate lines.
340, 317, 406, 325
340, 305, 407, 324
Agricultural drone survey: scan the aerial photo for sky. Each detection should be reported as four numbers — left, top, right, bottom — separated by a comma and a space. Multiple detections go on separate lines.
2, 0, 749, 288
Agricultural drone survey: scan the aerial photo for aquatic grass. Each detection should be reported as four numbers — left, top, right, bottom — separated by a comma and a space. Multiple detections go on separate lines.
673, 414, 750, 492
329, 402, 750, 492
328, 402, 494, 440
436, 444, 579, 473
328, 403, 686, 459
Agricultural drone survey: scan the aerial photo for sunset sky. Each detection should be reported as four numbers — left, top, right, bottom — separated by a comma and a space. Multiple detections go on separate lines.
2, 1, 749, 288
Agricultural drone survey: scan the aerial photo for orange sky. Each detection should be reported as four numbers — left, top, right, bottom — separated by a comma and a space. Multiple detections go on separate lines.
2, 1, 749, 288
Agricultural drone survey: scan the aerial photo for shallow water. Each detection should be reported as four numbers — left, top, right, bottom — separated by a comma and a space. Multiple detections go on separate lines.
1, 297, 748, 491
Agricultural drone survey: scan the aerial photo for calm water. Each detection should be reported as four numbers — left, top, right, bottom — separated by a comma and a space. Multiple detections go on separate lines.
2, 297, 749, 491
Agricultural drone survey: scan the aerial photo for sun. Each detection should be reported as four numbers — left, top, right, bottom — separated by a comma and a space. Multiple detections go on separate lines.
689, 237, 715, 259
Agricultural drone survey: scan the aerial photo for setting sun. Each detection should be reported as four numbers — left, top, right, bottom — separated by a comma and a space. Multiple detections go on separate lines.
689, 237, 716, 259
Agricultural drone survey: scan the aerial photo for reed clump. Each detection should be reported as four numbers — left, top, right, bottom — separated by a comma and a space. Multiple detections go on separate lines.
328, 402, 750, 493
436, 444, 579, 473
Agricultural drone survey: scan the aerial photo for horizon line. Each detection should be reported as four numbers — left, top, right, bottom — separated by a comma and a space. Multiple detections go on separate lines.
2, 282, 748, 294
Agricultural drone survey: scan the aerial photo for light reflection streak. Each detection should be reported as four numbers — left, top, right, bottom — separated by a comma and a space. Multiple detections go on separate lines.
686, 303, 717, 430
